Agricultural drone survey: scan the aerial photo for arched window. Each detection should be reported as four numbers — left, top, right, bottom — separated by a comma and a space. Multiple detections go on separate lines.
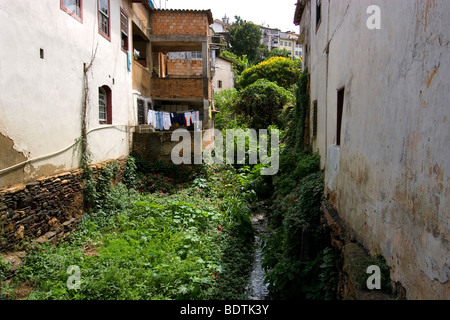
99, 86, 112, 124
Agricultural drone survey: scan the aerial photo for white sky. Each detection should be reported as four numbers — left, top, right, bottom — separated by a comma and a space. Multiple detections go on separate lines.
156, 0, 299, 32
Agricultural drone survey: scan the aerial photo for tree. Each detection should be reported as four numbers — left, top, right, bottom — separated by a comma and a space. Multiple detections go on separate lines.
268, 48, 291, 59
229, 16, 263, 65
213, 89, 248, 130
238, 56, 302, 90
235, 79, 294, 129
220, 51, 249, 75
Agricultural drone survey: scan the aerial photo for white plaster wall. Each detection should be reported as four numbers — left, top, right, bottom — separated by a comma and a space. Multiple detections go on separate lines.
0, 0, 135, 187
212, 57, 234, 92
307, 0, 450, 298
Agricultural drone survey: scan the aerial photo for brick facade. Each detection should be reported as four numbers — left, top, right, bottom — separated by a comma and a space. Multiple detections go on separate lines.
167, 59, 203, 77
151, 10, 211, 36
151, 78, 203, 99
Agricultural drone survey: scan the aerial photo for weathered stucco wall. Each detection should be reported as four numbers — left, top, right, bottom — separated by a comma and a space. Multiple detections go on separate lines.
0, 0, 135, 189
306, 0, 450, 299
212, 57, 234, 92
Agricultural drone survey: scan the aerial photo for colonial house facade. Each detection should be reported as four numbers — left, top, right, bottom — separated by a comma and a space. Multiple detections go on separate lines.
0, 1, 215, 190
0, 0, 146, 189
295, 0, 450, 299
0, 1, 215, 249
212, 56, 234, 92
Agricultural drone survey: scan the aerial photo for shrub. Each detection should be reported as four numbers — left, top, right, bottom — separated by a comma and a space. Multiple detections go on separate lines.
238, 57, 302, 90
235, 79, 294, 129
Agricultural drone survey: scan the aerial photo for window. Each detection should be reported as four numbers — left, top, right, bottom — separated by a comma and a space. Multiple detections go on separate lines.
61, 0, 82, 23
99, 86, 112, 124
288, 42, 292, 47
316, 0, 322, 30
218, 80, 223, 89
337, 87, 345, 146
120, 10, 129, 52
137, 99, 145, 125
313, 100, 318, 138
98, 0, 110, 40
190, 51, 202, 60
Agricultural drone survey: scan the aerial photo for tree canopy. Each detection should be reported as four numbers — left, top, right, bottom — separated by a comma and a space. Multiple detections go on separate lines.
238, 56, 302, 90
229, 16, 264, 64
235, 79, 294, 129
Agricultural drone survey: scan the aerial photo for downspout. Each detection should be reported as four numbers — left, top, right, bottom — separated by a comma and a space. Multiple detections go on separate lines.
324, 0, 331, 166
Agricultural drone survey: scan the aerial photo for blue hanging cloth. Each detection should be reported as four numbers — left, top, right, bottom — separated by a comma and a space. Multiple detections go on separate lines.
127, 51, 132, 72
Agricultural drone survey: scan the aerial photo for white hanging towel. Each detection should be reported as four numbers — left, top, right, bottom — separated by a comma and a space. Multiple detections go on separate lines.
162, 112, 172, 130
147, 109, 156, 127
192, 111, 200, 130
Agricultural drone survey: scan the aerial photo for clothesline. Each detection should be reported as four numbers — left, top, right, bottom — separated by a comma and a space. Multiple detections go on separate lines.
147, 110, 201, 131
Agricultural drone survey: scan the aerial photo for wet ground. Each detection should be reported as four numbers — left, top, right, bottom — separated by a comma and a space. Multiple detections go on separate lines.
246, 206, 271, 300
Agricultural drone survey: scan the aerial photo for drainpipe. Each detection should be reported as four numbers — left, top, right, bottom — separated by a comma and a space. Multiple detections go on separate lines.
324, 0, 331, 167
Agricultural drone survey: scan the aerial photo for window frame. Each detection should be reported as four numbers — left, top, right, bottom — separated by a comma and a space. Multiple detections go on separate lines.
336, 87, 345, 146
120, 9, 129, 53
316, 0, 322, 32
99, 86, 112, 124
98, 0, 111, 41
137, 99, 145, 125
60, 0, 83, 23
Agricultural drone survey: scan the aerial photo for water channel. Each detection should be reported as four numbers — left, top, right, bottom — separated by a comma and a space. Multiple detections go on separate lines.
246, 203, 271, 300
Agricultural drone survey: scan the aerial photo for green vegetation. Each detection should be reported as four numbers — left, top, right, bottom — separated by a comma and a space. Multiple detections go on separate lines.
354, 255, 392, 295
267, 48, 292, 59
238, 57, 302, 90
6, 159, 255, 300
228, 16, 267, 64
261, 71, 338, 299
235, 79, 294, 129
3, 38, 339, 301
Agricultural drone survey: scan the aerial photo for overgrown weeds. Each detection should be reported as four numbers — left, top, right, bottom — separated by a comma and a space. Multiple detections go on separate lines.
9, 158, 255, 300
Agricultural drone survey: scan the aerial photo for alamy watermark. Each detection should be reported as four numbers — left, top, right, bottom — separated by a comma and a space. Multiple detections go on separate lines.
366, 265, 381, 290
367, 5, 381, 30
67, 265, 81, 290
170, 124, 280, 176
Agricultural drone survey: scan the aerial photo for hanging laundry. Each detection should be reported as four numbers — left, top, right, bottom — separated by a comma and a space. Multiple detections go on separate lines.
147, 109, 156, 128
185, 112, 193, 126
155, 111, 163, 130
192, 111, 200, 130
127, 51, 132, 72
162, 112, 172, 130
177, 113, 186, 126
170, 113, 178, 126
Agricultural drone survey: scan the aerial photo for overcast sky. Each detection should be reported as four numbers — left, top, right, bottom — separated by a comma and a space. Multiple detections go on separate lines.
156, 0, 299, 32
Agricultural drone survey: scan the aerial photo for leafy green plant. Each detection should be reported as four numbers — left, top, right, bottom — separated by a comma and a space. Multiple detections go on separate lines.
11, 164, 256, 300
235, 79, 294, 129
354, 255, 392, 295
238, 57, 302, 90
122, 156, 138, 189
134, 173, 176, 194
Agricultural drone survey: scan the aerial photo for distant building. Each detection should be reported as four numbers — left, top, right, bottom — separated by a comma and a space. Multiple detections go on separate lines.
260, 25, 281, 51
211, 16, 231, 48
212, 56, 234, 93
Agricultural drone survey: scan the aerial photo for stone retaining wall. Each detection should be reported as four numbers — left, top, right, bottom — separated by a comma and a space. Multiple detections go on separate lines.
0, 158, 127, 252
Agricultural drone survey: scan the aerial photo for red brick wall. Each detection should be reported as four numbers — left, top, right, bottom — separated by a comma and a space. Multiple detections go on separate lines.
151, 11, 210, 36
167, 59, 203, 77
151, 78, 203, 99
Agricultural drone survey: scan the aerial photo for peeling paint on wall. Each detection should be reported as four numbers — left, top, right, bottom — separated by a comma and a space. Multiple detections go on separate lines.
0, 131, 27, 170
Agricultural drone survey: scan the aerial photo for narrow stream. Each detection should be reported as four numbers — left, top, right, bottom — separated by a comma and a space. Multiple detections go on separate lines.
246, 204, 271, 300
